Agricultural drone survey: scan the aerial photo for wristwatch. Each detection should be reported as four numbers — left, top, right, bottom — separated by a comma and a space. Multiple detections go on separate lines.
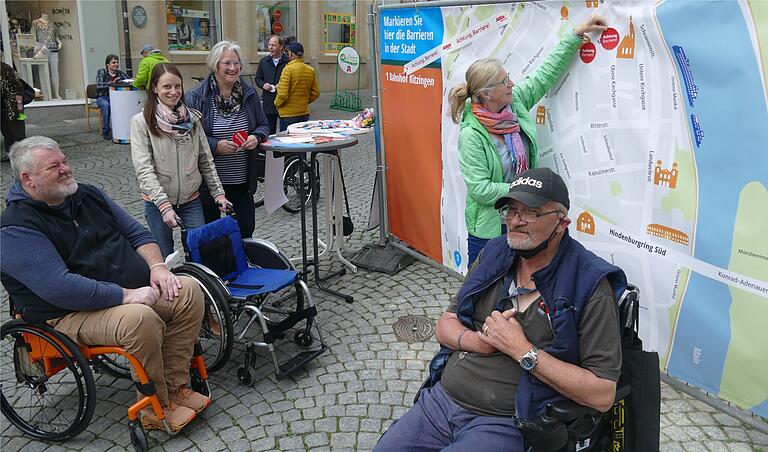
520, 345, 539, 371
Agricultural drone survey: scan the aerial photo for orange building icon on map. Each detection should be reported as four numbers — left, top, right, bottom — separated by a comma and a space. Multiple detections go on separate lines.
617, 16, 635, 59
646, 223, 688, 245
653, 160, 679, 188
536, 106, 546, 125
577, 212, 595, 235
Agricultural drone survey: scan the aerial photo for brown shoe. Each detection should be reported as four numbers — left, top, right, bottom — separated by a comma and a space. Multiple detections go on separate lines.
141, 402, 196, 433
170, 386, 211, 414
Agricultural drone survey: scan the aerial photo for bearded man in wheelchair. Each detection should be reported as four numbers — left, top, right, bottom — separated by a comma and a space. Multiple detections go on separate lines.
375, 168, 628, 452
1, 136, 210, 432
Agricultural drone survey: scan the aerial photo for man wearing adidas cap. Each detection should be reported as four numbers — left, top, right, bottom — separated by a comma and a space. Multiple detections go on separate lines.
376, 168, 628, 451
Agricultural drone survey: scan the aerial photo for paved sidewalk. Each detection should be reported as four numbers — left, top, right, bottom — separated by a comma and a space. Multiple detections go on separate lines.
1, 93, 766, 451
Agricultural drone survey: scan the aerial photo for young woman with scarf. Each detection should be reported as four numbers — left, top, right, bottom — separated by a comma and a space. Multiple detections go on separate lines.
130, 63, 231, 257
447, 14, 608, 268
185, 40, 270, 239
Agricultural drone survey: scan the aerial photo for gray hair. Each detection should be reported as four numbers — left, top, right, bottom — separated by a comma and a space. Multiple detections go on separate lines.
207, 40, 244, 73
8, 136, 62, 180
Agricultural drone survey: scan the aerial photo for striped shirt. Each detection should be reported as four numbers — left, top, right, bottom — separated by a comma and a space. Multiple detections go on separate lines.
211, 101, 250, 184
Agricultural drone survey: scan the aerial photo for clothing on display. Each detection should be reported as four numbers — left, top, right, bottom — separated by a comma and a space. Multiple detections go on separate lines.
31, 14, 62, 99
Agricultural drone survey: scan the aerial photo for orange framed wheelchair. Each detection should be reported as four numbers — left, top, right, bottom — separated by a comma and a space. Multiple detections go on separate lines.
1, 317, 210, 451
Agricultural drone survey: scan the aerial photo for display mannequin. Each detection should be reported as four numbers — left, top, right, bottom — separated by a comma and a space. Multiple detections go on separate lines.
32, 13, 62, 99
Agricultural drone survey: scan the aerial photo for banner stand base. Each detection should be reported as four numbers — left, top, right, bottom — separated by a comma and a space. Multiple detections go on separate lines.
351, 243, 413, 275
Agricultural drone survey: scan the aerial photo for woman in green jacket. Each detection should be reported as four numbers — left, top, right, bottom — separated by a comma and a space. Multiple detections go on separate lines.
448, 14, 607, 267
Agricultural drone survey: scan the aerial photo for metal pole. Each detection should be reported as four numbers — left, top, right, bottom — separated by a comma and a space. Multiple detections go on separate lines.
120, 0, 132, 76
367, 3, 389, 245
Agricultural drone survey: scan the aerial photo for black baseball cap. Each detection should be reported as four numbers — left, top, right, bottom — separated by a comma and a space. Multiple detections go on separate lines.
286, 42, 304, 56
494, 167, 570, 210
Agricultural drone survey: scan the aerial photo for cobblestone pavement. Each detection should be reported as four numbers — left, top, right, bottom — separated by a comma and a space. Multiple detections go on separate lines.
1, 93, 766, 451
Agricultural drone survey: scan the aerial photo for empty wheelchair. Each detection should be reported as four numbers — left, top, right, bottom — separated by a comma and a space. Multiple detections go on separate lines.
1, 312, 211, 452
171, 215, 327, 384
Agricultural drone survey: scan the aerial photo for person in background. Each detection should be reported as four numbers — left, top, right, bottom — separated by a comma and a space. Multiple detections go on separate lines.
133, 44, 170, 91
185, 40, 269, 239
130, 63, 230, 258
274, 41, 319, 131
95, 54, 129, 140
447, 14, 607, 268
255, 35, 288, 136
1, 62, 27, 162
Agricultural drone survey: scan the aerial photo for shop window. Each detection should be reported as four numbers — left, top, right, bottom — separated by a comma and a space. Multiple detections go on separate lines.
253, 2, 298, 52
166, 1, 217, 51
323, 1, 356, 53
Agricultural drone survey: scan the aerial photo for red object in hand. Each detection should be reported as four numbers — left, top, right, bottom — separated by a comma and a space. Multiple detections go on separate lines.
580, 42, 596, 64
232, 131, 248, 146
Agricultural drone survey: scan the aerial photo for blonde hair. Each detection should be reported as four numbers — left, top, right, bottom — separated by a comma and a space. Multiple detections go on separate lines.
447, 58, 505, 123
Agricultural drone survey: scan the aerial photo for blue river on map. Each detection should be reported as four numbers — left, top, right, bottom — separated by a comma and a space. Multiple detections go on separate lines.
657, 1, 768, 414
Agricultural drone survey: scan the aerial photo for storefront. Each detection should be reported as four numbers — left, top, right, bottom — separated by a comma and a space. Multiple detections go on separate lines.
1, 0, 378, 107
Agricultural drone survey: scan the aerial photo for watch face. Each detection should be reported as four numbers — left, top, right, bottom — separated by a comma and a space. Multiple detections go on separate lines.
520, 355, 535, 371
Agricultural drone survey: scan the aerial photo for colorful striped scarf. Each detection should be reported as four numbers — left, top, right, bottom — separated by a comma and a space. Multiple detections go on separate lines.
471, 102, 529, 173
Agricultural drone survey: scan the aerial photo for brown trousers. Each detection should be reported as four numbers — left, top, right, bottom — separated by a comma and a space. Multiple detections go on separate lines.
49, 276, 204, 405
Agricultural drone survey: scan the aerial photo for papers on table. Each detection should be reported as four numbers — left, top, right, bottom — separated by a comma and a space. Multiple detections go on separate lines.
273, 136, 315, 144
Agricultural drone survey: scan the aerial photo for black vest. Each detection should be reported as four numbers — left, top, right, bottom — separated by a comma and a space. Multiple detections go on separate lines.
1, 184, 150, 323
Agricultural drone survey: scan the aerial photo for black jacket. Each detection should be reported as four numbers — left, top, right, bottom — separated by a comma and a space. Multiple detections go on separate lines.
255, 53, 289, 115
1, 184, 151, 323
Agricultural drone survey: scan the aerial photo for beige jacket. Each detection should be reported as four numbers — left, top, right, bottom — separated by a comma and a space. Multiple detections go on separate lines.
130, 112, 224, 210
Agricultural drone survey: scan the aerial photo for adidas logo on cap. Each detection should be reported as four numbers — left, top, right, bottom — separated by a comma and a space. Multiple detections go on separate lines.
510, 176, 543, 189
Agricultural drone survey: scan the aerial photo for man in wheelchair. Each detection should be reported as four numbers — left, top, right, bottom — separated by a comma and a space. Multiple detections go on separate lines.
1, 136, 210, 433
376, 168, 628, 451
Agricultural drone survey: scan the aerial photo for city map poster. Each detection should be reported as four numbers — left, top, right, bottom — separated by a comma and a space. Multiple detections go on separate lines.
378, 0, 768, 416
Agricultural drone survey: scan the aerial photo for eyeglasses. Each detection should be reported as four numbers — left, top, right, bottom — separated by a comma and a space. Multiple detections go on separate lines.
499, 206, 561, 223
490, 74, 513, 88
218, 60, 242, 68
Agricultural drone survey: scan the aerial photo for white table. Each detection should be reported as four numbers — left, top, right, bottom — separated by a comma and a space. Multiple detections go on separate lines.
18, 58, 51, 101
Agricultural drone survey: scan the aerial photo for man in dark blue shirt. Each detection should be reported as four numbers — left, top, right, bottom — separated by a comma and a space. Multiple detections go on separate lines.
1, 136, 210, 433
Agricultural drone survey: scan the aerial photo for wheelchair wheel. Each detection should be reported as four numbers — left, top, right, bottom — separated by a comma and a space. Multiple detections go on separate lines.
294, 330, 314, 347
1, 319, 96, 441
129, 419, 148, 452
173, 264, 234, 373
93, 353, 131, 379
282, 157, 318, 213
253, 179, 265, 208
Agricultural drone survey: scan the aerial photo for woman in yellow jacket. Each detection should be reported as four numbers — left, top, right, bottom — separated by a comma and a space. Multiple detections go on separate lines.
274, 41, 320, 131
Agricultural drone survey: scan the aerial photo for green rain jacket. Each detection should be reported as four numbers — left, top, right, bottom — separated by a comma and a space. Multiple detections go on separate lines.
458, 31, 582, 239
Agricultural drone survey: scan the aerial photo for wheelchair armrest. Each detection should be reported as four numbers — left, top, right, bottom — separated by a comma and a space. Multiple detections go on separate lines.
615, 383, 631, 400
243, 238, 295, 271
545, 399, 598, 423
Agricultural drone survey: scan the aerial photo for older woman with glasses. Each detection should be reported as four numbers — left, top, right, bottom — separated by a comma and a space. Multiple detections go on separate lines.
186, 40, 269, 238
447, 14, 607, 268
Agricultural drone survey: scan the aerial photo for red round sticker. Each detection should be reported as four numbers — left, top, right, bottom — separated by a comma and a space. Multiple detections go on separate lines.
580, 42, 596, 64
272, 21, 283, 34
600, 28, 620, 50
273, 9, 281, 20
232, 131, 248, 146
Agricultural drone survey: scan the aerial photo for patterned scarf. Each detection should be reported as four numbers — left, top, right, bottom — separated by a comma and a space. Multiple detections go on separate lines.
155, 101, 197, 139
471, 102, 529, 174
209, 75, 243, 116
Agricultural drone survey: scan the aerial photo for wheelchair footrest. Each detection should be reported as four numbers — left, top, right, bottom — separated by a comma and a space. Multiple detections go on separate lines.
276, 345, 327, 380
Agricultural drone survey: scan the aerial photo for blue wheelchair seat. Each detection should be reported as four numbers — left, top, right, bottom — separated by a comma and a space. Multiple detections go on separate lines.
186, 216, 296, 297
